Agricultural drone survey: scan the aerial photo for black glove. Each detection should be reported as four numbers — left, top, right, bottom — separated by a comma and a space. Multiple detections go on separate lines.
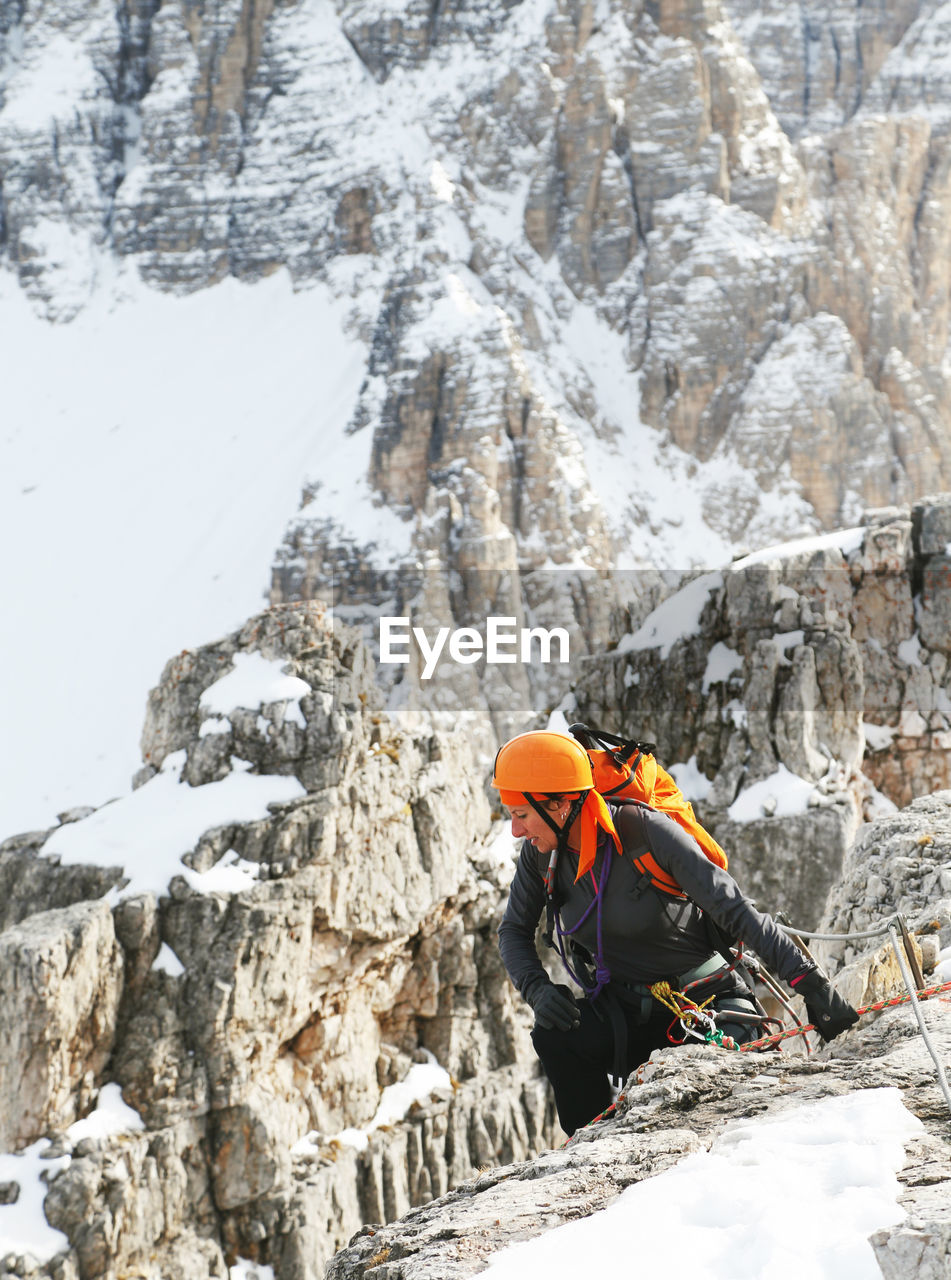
526, 981, 581, 1032
792, 970, 859, 1042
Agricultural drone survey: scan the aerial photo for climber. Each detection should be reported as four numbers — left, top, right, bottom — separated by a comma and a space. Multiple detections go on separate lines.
494, 730, 858, 1136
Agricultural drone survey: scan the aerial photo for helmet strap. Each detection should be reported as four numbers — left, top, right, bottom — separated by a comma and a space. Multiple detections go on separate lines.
532, 792, 587, 949
525, 792, 586, 845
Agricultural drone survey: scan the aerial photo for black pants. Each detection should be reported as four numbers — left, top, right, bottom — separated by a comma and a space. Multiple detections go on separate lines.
531, 990, 758, 1137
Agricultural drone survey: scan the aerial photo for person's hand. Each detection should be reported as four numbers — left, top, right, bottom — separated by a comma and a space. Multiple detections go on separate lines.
528, 982, 581, 1032
792, 970, 858, 1042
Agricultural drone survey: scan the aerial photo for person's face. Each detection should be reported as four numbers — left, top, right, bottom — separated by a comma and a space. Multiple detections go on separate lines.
507, 800, 564, 854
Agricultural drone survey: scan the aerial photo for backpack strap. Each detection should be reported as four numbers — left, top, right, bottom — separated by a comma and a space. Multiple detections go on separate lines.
614, 800, 741, 973
611, 797, 686, 897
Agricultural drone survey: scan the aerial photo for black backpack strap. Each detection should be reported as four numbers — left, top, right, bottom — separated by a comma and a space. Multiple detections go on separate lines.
568, 722, 656, 767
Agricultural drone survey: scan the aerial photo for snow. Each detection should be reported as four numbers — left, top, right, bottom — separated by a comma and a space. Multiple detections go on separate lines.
65, 1083, 144, 1144
230, 1262, 274, 1280
0, 32, 101, 128
669, 755, 713, 803
292, 1052, 453, 1156
897, 634, 923, 667
0, 1141, 70, 1263
371, 1058, 453, 1128
480, 822, 520, 877
727, 765, 816, 822
181, 850, 262, 896
480, 1088, 921, 1280
0, 267, 396, 841
200, 652, 311, 718
513, 283, 758, 573
770, 629, 805, 660
0, 0, 863, 844
617, 572, 724, 660
723, 698, 748, 729
936, 946, 951, 982
863, 784, 899, 820
702, 641, 743, 693
546, 705, 574, 736
200, 716, 232, 738
152, 942, 185, 975
731, 526, 866, 569
864, 722, 899, 753
40, 750, 303, 898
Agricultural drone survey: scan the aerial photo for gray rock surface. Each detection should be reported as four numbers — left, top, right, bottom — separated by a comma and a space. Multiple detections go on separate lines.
7, 0, 951, 635
325, 1004, 951, 1279
0, 602, 557, 1280
0, 901, 123, 1151
570, 497, 951, 925
1, 581, 950, 1278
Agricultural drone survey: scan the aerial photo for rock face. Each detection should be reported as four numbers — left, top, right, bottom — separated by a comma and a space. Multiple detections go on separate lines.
0, 602, 559, 1280
7, 0, 951, 633
5, 524, 951, 1276
569, 496, 951, 929
325, 1007, 951, 1279
0, 902, 123, 1152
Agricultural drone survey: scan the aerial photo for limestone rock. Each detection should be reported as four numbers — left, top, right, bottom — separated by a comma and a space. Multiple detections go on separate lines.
818, 789, 951, 974
0, 832, 123, 933
0, 602, 557, 1279
9, 0, 951, 624
326, 1003, 951, 1279
7, 557, 951, 1275
572, 499, 951, 925
0, 901, 123, 1151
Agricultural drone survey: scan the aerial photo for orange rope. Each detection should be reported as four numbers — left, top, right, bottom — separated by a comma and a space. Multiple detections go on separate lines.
736, 978, 951, 1053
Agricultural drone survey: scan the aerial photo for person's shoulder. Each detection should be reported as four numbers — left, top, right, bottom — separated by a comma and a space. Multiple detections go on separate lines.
613, 800, 686, 844
613, 798, 667, 825
612, 798, 655, 838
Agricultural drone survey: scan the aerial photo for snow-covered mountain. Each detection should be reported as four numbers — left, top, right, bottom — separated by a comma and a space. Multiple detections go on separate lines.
6, 0, 951, 835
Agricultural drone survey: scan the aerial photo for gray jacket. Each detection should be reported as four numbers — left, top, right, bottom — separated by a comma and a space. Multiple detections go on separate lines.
497, 802, 809, 996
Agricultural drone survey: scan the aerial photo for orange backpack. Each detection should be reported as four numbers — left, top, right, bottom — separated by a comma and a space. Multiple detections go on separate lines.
569, 724, 727, 897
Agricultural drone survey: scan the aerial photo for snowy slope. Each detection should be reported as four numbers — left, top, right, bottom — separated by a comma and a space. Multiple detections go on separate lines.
0, 268, 382, 835
481, 1089, 921, 1280
0, 253, 793, 839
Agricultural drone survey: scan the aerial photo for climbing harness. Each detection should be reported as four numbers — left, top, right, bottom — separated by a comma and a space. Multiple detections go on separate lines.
705, 913, 951, 1112
567, 910, 951, 1147
562, 974, 951, 1146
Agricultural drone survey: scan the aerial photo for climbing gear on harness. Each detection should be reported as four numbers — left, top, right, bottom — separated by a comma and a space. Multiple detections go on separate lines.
649, 980, 720, 1044
646, 970, 779, 1048
561, 977, 951, 1149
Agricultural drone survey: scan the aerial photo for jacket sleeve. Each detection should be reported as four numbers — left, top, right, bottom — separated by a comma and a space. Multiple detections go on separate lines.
497, 843, 550, 999
627, 806, 811, 983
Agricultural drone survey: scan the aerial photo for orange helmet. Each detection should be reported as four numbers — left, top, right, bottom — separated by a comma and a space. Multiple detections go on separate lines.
492, 731, 594, 801
492, 731, 621, 878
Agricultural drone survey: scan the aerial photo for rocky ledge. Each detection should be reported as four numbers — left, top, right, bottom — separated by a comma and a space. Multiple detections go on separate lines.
326, 1005, 951, 1280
